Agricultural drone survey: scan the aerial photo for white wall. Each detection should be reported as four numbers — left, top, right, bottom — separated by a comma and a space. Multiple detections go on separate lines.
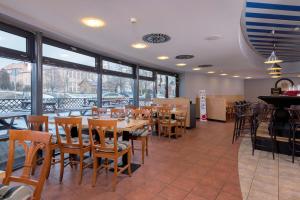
179, 73, 244, 102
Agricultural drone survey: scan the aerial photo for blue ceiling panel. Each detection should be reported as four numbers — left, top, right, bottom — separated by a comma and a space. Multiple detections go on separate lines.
243, 0, 300, 62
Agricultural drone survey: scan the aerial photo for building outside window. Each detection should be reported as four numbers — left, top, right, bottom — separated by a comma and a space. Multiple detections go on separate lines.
168, 76, 176, 98
157, 74, 166, 98
102, 75, 134, 107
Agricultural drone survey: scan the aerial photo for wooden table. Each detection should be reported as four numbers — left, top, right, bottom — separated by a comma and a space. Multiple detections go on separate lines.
49, 116, 148, 132
0, 112, 29, 130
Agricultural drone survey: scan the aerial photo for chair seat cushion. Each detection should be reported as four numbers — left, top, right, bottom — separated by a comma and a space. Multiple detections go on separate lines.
60, 136, 90, 145
0, 184, 33, 200
95, 140, 130, 153
131, 129, 149, 137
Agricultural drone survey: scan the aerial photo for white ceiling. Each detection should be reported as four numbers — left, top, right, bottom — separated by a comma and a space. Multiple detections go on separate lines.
0, 0, 270, 78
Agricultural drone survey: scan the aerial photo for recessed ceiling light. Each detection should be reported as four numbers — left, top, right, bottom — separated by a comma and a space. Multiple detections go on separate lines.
297, 75, 300, 77
193, 67, 201, 71
157, 56, 169, 60
131, 43, 148, 49
294, 27, 300, 31
220, 73, 228, 76
207, 71, 215, 74
176, 63, 186, 67
205, 34, 222, 41
130, 17, 137, 23
245, 77, 252, 79
81, 17, 106, 28
233, 75, 240, 78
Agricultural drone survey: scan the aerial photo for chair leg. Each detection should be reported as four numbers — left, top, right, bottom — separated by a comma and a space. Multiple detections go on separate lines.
142, 139, 145, 164
46, 151, 53, 179
146, 136, 149, 156
292, 128, 295, 163
78, 154, 84, 185
232, 118, 237, 144
127, 150, 132, 177
59, 152, 64, 183
131, 140, 134, 155
92, 157, 97, 187
113, 158, 118, 191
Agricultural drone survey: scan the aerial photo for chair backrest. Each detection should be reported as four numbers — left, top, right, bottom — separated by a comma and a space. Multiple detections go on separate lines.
111, 108, 126, 118
158, 107, 172, 124
3, 130, 51, 200
88, 119, 118, 153
92, 107, 107, 116
175, 105, 188, 117
132, 109, 151, 120
54, 117, 83, 147
125, 105, 137, 110
27, 115, 49, 132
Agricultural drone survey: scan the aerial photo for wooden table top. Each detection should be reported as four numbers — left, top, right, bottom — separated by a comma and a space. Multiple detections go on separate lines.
50, 116, 148, 132
0, 112, 30, 119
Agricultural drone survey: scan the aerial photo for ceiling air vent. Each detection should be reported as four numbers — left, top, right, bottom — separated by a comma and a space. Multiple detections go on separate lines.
142, 33, 171, 43
175, 55, 194, 59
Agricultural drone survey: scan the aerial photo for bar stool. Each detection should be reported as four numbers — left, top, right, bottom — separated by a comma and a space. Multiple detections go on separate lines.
287, 106, 300, 163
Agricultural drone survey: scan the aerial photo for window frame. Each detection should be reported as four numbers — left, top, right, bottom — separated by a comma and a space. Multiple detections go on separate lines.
42, 37, 99, 73
138, 66, 155, 81
0, 22, 34, 62
100, 56, 136, 79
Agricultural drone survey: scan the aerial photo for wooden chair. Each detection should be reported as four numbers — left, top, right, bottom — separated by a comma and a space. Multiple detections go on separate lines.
92, 107, 107, 116
87, 119, 131, 191
157, 107, 178, 140
27, 115, 59, 178
131, 109, 151, 164
175, 105, 188, 135
54, 117, 91, 184
111, 108, 126, 118
3, 130, 51, 200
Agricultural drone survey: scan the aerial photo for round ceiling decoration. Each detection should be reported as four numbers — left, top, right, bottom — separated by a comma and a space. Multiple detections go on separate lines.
142, 33, 171, 43
198, 64, 213, 68
175, 55, 194, 59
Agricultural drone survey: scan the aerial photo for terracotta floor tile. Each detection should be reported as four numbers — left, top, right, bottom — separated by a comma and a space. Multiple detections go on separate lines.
159, 186, 189, 200
190, 183, 220, 200
170, 176, 199, 192
216, 191, 241, 200
29, 122, 244, 200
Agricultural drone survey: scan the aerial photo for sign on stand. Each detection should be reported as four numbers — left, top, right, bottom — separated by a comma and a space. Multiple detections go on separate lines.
199, 90, 207, 121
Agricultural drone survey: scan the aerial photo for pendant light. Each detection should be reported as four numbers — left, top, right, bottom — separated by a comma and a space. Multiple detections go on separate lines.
267, 63, 282, 71
264, 30, 283, 64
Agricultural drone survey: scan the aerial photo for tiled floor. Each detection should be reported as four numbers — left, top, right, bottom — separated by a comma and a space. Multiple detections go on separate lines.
4, 121, 243, 200
238, 137, 300, 200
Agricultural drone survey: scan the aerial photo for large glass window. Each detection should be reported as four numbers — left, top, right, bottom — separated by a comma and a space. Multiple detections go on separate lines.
139, 80, 154, 106
0, 57, 31, 134
43, 44, 96, 67
0, 30, 27, 52
103, 60, 133, 74
43, 65, 97, 114
102, 75, 134, 107
157, 74, 166, 98
168, 76, 176, 98
139, 69, 153, 78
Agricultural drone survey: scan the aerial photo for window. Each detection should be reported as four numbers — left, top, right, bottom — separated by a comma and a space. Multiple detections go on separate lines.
103, 60, 133, 74
139, 69, 153, 78
139, 80, 154, 106
102, 75, 134, 107
0, 30, 27, 52
156, 74, 166, 98
0, 57, 31, 133
43, 44, 96, 67
43, 65, 97, 114
168, 76, 176, 98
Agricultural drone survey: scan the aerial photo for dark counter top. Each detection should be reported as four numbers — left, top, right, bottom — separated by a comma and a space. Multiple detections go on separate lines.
258, 96, 300, 107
